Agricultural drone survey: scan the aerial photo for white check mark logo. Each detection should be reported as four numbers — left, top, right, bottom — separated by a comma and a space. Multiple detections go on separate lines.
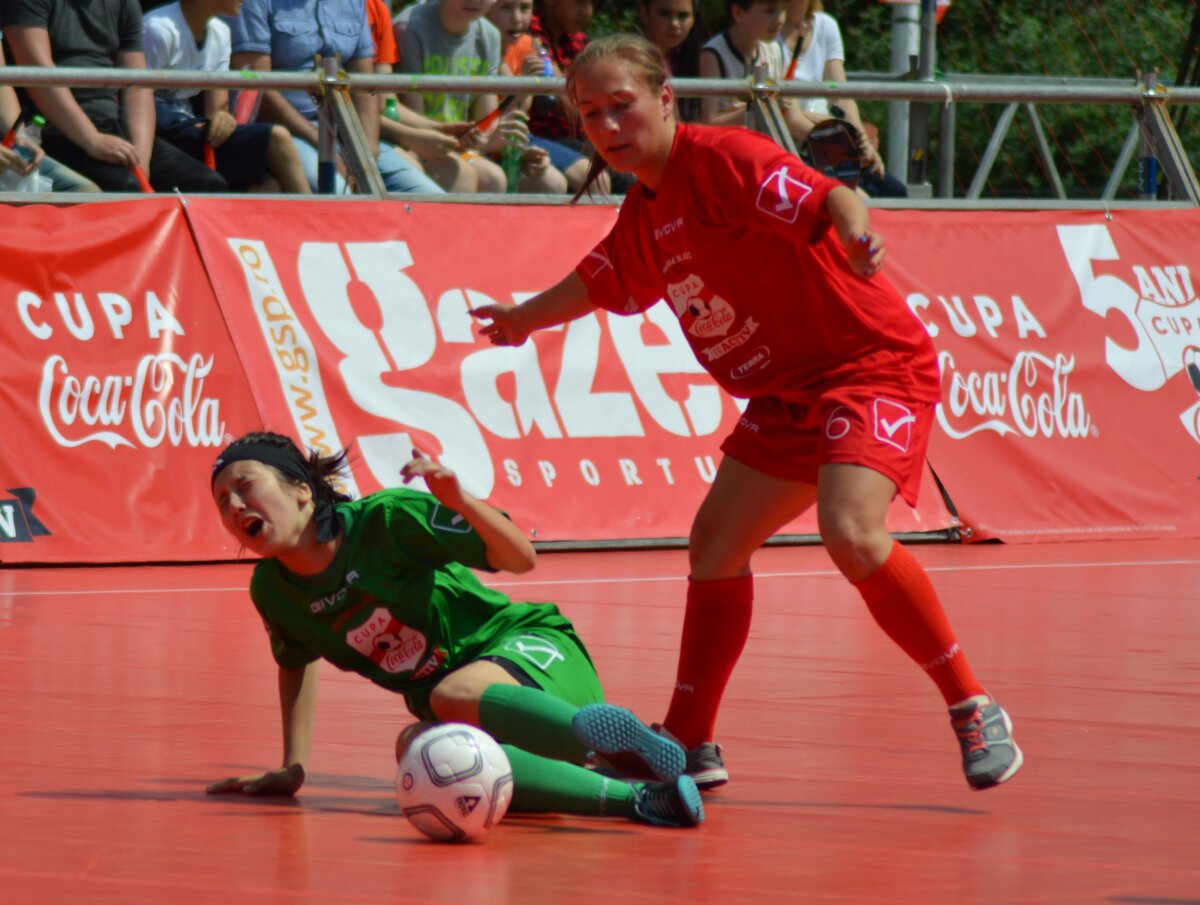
879, 413, 916, 438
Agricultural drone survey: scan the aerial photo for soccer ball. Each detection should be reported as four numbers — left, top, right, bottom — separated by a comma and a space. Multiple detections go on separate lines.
396, 723, 514, 842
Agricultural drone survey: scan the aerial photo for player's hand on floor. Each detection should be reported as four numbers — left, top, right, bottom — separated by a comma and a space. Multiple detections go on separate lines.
401, 448, 466, 510
206, 763, 305, 796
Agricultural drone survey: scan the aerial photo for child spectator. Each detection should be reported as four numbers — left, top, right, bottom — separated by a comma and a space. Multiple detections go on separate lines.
699, 0, 824, 145
371, 0, 480, 193
527, 0, 588, 142
2, 0, 227, 193
487, 0, 582, 192
780, 0, 905, 197
638, 0, 704, 121
229, 0, 443, 195
400, 0, 561, 193
143, 0, 311, 193
699, 0, 784, 126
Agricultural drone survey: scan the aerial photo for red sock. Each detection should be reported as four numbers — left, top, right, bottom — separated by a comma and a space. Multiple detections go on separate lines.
662, 575, 753, 748
853, 543, 986, 706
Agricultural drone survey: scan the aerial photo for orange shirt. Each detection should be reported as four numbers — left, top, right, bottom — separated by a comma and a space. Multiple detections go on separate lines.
367, 0, 400, 65
504, 33, 534, 76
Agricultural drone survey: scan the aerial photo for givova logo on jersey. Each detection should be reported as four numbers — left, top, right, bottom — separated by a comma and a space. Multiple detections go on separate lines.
347, 607, 428, 673
0, 488, 50, 543
667, 274, 736, 339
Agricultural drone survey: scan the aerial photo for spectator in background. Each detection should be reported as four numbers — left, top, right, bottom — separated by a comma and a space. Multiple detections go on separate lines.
1, 0, 227, 192
528, 0, 588, 143
698, 0, 784, 127
143, 0, 311, 193
369, 0, 479, 192
638, 0, 703, 121
229, 0, 443, 194
1, 34, 99, 192
527, 0, 612, 193
0, 67, 41, 186
399, 0, 550, 193
780, 0, 905, 197
698, 0, 828, 147
391, 0, 426, 49
487, 0, 581, 192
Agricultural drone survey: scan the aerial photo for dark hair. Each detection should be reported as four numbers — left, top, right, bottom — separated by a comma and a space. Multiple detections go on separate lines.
566, 34, 672, 202
218, 431, 353, 508
638, 0, 707, 121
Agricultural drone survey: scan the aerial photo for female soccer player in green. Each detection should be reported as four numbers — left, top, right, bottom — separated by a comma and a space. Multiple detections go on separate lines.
207, 431, 702, 828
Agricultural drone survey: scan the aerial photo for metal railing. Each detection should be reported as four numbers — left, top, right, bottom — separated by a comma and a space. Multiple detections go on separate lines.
3, 65, 1199, 205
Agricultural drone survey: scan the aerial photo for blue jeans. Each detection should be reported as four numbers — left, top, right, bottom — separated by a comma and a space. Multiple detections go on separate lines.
39, 156, 100, 192
291, 136, 443, 194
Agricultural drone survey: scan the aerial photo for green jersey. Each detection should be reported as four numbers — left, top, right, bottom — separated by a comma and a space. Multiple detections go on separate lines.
249, 488, 584, 715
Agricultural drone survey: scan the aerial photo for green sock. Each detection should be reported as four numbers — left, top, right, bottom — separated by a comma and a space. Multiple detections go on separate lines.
503, 744, 635, 817
478, 684, 590, 762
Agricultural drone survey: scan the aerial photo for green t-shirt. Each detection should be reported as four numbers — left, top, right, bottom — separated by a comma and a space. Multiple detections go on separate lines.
249, 488, 579, 712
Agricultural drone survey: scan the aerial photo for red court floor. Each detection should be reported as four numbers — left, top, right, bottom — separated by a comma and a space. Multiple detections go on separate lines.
1, 540, 1198, 905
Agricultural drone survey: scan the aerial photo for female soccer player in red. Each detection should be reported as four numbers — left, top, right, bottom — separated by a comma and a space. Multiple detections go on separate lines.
471, 33, 1023, 792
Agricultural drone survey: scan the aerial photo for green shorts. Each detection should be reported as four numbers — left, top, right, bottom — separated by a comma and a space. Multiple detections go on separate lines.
402, 627, 605, 721
483, 627, 605, 709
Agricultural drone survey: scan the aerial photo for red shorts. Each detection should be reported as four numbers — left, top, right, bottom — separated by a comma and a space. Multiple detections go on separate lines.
719, 388, 935, 506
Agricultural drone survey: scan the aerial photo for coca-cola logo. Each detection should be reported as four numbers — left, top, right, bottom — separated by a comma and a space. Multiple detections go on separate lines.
937, 350, 1093, 440
687, 299, 736, 339
38, 352, 226, 449
346, 607, 427, 674
907, 286, 1094, 442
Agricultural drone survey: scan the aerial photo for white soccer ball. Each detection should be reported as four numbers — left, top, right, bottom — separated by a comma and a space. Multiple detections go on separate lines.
396, 723, 514, 842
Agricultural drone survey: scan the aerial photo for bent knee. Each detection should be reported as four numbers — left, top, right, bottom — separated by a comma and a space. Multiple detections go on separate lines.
819, 514, 892, 575
428, 678, 487, 723
269, 125, 297, 152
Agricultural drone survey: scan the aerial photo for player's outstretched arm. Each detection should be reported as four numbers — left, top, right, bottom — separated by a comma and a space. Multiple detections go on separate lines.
471, 270, 595, 347
402, 450, 537, 574
207, 661, 320, 795
825, 184, 886, 278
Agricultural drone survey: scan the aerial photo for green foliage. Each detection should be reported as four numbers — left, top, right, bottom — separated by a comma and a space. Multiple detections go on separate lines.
598, 0, 1198, 198
830, 0, 1198, 198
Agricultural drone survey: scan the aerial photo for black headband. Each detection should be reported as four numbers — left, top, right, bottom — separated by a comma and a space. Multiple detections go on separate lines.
212, 441, 311, 489
211, 441, 341, 543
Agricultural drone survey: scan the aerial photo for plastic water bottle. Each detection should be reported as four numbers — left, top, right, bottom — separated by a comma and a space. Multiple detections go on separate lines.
25, 114, 45, 145
0, 115, 48, 193
533, 37, 554, 78
384, 97, 401, 122
530, 37, 558, 118
501, 137, 522, 194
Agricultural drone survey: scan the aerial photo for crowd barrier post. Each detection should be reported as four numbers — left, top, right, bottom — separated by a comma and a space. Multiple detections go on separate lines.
748, 63, 799, 157
1135, 69, 1200, 203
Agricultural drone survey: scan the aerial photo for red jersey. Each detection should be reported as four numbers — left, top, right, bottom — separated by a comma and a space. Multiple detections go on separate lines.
577, 124, 940, 403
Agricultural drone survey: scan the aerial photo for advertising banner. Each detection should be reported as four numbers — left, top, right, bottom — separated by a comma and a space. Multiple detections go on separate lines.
0, 199, 263, 563
883, 208, 1200, 541
10, 199, 1192, 561
182, 198, 953, 545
